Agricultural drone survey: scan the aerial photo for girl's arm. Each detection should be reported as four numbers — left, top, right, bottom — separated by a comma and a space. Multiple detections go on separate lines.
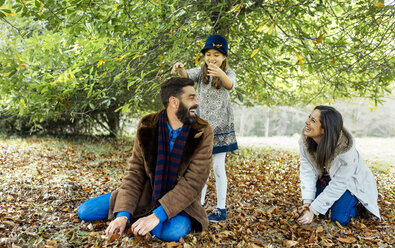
171, 62, 188, 78
207, 64, 234, 90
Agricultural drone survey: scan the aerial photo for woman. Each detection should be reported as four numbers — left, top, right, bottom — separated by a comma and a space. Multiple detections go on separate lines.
296, 105, 380, 226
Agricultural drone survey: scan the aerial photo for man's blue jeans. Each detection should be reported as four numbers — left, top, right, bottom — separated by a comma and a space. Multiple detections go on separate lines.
78, 192, 191, 242
315, 185, 358, 226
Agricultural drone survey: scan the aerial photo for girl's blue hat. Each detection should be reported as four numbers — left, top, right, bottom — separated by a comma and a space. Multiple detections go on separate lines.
201, 35, 228, 57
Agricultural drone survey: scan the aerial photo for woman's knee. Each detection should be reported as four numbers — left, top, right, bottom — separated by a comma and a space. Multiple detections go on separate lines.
330, 191, 357, 226
330, 212, 353, 226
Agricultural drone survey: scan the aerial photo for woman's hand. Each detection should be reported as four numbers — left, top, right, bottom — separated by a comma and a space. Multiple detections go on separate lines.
105, 216, 128, 236
292, 203, 314, 225
297, 207, 315, 225
131, 213, 160, 236
171, 62, 187, 77
293, 203, 310, 215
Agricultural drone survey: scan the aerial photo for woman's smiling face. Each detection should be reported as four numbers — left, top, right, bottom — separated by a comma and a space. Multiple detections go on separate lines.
304, 109, 325, 143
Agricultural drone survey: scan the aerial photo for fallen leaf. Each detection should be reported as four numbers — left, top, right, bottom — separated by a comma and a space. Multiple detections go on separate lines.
335, 221, 343, 229
283, 240, 298, 247
337, 237, 357, 243
316, 226, 324, 233
108, 233, 120, 243
165, 241, 179, 248
46, 240, 57, 245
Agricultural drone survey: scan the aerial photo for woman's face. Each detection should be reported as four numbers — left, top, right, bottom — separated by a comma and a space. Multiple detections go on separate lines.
304, 109, 325, 143
204, 49, 226, 67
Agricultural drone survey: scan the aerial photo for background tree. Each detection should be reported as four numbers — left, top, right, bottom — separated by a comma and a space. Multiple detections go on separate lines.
0, 0, 393, 135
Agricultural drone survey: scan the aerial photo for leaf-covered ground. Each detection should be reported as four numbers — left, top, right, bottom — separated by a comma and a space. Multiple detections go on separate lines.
0, 137, 394, 247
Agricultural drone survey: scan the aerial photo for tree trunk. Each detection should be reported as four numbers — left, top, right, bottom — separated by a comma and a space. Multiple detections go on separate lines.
106, 107, 120, 137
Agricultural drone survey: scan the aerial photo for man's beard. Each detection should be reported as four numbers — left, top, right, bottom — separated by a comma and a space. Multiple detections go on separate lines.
176, 101, 198, 124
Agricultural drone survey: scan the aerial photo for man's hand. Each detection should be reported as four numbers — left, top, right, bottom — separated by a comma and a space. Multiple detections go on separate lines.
131, 213, 160, 236
105, 217, 128, 237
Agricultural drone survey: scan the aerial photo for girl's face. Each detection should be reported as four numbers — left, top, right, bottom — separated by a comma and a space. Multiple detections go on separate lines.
204, 49, 226, 67
304, 109, 325, 143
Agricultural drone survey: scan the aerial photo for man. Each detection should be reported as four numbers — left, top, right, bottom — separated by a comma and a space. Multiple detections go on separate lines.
78, 77, 213, 241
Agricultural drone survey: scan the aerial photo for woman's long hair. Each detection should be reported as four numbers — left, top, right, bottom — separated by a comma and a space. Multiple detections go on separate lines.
201, 58, 228, 89
306, 105, 343, 170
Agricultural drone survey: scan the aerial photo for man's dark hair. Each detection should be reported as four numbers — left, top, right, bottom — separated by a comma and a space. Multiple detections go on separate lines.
160, 77, 195, 108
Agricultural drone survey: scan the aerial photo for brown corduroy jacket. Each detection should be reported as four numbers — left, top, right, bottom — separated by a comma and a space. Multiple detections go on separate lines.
108, 111, 213, 232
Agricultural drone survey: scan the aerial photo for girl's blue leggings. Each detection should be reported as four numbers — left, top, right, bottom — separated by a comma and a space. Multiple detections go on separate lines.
315, 185, 358, 226
78, 192, 191, 242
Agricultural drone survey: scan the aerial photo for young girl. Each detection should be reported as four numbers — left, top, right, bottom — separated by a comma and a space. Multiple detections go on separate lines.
296, 105, 380, 226
171, 34, 238, 222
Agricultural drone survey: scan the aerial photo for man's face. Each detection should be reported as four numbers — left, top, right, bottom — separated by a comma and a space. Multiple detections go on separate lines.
176, 86, 199, 124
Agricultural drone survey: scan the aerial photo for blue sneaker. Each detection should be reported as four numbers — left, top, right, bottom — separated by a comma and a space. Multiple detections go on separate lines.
208, 208, 226, 222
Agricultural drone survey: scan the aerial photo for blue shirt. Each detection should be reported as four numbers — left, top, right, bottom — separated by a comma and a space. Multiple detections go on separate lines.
167, 122, 183, 152
116, 123, 184, 222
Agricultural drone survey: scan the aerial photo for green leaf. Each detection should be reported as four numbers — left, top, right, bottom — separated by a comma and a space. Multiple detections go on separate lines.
0, 8, 11, 13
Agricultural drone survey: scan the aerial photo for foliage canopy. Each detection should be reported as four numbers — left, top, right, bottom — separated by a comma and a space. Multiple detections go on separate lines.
0, 0, 394, 135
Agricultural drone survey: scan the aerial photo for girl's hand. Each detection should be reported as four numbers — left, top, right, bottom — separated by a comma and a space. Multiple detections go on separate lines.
297, 208, 315, 225
207, 63, 225, 78
171, 62, 187, 77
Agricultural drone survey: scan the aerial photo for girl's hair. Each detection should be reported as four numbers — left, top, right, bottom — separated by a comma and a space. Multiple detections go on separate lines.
201, 58, 228, 89
306, 105, 343, 170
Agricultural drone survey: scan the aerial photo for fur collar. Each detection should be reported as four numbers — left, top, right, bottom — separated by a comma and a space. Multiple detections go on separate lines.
137, 110, 209, 182
301, 127, 353, 171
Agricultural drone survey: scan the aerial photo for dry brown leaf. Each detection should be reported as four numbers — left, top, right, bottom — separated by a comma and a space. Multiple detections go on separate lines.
320, 238, 335, 247
25, 231, 38, 237
337, 237, 357, 243
46, 240, 57, 245
165, 241, 180, 248
248, 245, 261, 248
308, 231, 316, 243
132, 234, 141, 243
283, 240, 298, 247
178, 237, 185, 243
89, 232, 99, 238
108, 233, 120, 243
